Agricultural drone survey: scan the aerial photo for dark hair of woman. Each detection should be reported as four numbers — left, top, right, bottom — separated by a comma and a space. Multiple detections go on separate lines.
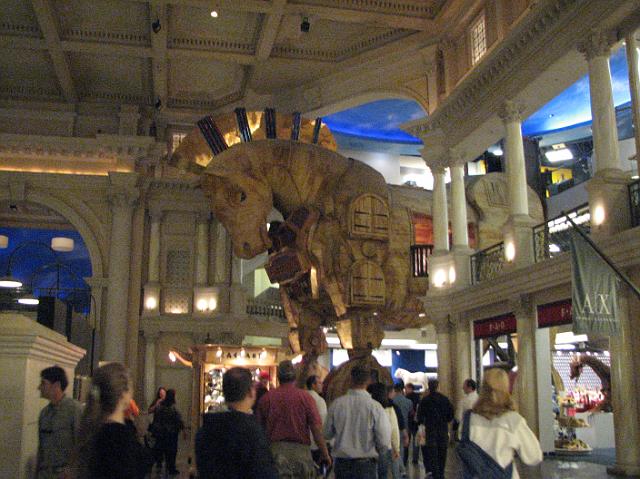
367, 382, 391, 408
163, 388, 177, 407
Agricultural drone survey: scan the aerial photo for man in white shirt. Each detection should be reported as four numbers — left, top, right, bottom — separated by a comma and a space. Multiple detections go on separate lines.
324, 366, 391, 479
455, 379, 479, 439
306, 375, 328, 467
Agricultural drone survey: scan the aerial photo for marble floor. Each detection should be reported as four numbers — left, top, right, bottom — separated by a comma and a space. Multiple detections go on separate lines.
159, 436, 624, 479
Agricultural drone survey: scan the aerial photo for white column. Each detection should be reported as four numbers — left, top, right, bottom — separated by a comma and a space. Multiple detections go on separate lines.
453, 316, 472, 408
500, 101, 529, 218
144, 331, 159, 406
450, 164, 469, 249
148, 209, 162, 283
579, 31, 620, 173
626, 32, 640, 175
435, 318, 453, 399
431, 165, 449, 254
195, 213, 210, 286
104, 176, 138, 363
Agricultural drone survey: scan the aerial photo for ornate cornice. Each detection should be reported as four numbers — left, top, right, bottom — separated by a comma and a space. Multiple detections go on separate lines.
403, 0, 623, 142
577, 29, 615, 60
498, 100, 525, 123
0, 133, 157, 162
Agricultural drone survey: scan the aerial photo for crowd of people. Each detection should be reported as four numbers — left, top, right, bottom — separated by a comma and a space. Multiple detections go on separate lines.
34, 361, 542, 479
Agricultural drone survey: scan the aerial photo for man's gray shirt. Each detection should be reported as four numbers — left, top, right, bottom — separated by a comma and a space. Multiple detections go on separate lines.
392, 394, 413, 431
324, 389, 391, 459
37, 396, 83, 472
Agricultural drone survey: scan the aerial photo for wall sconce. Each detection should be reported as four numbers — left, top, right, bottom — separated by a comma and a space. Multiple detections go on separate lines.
593, 205, 605, 225
448, 265, 456, 284
505, 242, 516, 262
51, 237, 74, 252
433, 269, 447, 288
195, 292, 218, 313
145, 296, 158, 309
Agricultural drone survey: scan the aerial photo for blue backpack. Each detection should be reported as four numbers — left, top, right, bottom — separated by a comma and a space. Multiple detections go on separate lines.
456, 410, 513, 479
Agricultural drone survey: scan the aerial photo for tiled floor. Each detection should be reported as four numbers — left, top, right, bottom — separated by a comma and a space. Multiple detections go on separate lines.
158, 436, 623, 478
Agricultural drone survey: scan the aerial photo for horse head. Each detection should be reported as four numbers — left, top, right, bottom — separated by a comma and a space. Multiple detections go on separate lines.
203, 143, 273, 259
569, 356, 583, 380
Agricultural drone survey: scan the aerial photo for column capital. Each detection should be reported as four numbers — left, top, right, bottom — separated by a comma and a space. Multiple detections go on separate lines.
433, 316, 453, 334
142, 329, 161, 342
108, 188, 139, 209
577, 30, 614, 61
196, 210, 211, 224
498, 100, 525, 123
439, 37, 456, 52
149, 206, 164, 222
509, 293, 533, 317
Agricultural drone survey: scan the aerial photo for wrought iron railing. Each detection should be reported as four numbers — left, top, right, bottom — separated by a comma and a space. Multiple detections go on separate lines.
629, 178, 640, 228
533, 203, 590, 262
470, 242, 505, 284
410, 244, 433, 278
246, 299, 286, 319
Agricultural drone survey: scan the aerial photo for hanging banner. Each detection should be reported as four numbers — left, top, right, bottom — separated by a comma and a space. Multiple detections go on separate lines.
570, 231, 619, 336
473, 313, 516, 339
537, 300, 572, 328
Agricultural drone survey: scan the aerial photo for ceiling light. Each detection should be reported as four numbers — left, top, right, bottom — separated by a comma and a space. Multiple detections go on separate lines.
18, 294, 39, 305
555, 344, 576, 350
211, 10, 218, 18
549, 243, 561, 253
555, 332, 588, 344
0, 276, 22, 288
545, 148, 573, 162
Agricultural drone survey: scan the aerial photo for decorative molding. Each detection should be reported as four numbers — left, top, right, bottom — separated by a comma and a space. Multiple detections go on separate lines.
403, 0, 620, 141
297, 0, 442, 18
577, 29, 615, 60
498, 100, 525, 123
61, 28, 149, 45
169, 36, 254, 54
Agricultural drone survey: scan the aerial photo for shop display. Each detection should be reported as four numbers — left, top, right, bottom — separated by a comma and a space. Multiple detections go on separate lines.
554, 396, 592, 454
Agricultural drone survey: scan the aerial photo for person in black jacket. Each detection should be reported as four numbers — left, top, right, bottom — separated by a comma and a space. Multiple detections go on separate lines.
153, 389, 184, 476
416, 379, 454, 479
196, 367, 278, 479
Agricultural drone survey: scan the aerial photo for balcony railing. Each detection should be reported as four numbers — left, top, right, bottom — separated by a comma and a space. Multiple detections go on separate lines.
411, 244, 433, 278
470, 242, 505, 284
246, 299, 286, 319
629, 179, 640, 228
533, 203, 590, 262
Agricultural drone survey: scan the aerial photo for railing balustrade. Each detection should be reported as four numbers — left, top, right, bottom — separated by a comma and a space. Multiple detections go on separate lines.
246, 299, 286, 319
533, 203, 590, 262
470, 242, 505, 284
629, 179, 640, 228
410, 244, 433, 278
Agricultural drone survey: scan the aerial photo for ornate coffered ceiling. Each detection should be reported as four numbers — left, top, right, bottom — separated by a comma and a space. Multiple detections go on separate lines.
0, 0, 449, 115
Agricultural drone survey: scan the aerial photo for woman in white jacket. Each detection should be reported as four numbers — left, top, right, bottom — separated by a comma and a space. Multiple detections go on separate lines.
467, 368, 543, 478
367, 382, 400, 479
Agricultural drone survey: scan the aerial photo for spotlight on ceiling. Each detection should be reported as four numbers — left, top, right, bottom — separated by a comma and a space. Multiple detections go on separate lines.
152, 19, 161, 34
210, 10, 218, 18
300, 16, 310, 33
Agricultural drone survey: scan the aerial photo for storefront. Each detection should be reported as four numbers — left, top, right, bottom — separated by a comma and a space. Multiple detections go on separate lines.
473, 313, 517, 384
536, 299, 614, 456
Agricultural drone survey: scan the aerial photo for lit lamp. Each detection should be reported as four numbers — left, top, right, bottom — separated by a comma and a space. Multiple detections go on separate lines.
505, 242, 516, 262
51, 237, 74, 252
17, 293, 39, 305
593, 205, 605, 225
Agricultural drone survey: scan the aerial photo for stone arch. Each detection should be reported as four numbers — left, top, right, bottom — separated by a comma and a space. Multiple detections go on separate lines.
309, 89, 428, 118
0, 189, 105, 279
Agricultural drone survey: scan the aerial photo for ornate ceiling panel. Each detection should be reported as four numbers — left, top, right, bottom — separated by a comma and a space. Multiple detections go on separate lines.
288, 0, 446, 19
68, 52, 149, 103
0, 0, 41, 36
169, 58, 243, 101
54, 0, 150, 45
0, 49, 61, 100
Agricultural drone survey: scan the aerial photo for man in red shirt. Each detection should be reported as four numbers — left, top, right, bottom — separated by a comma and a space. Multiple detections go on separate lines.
256, 360, 331, 478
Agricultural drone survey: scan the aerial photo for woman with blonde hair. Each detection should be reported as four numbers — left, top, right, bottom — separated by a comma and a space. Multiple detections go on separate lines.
462, 368, 542, 478
72, 362, 153, 478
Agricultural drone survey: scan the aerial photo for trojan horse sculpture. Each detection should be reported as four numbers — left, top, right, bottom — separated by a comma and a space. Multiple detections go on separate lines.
171, 109, 429, 401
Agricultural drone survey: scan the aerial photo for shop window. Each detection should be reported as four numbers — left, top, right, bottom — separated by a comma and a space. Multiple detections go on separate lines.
470, 12, 487, 66
349, 194, 389, 240
349, 260, 385, 306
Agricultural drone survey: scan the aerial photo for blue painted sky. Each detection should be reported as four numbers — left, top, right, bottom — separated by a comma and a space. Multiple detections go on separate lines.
323, 46, 632, 143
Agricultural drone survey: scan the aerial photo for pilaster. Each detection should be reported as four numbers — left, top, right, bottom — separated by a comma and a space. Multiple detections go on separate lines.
143, 330, 160, 406
195, 211, 210, 286
626, 32, 640, 175
118, 104, 140, 136
434, 316, 454, 399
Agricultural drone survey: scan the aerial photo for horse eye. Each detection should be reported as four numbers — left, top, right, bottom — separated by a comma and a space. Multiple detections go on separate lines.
240, 191, 247, 203
228, 186, 247, 206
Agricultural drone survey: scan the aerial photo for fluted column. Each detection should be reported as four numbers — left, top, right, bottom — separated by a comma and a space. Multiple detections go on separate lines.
579, 31, 620, 173
213, 220, 230, 285
104, 173, 138, 362
434, 317, 453, 399
450, 164, 468, 249
512, 295, 539, 436
432, 166, 449, 254
148, 208, 162, 283
195, 213, 210, 286
144, 331, 159, 406
452, 315, 472, 408
626, 32, 640, 175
